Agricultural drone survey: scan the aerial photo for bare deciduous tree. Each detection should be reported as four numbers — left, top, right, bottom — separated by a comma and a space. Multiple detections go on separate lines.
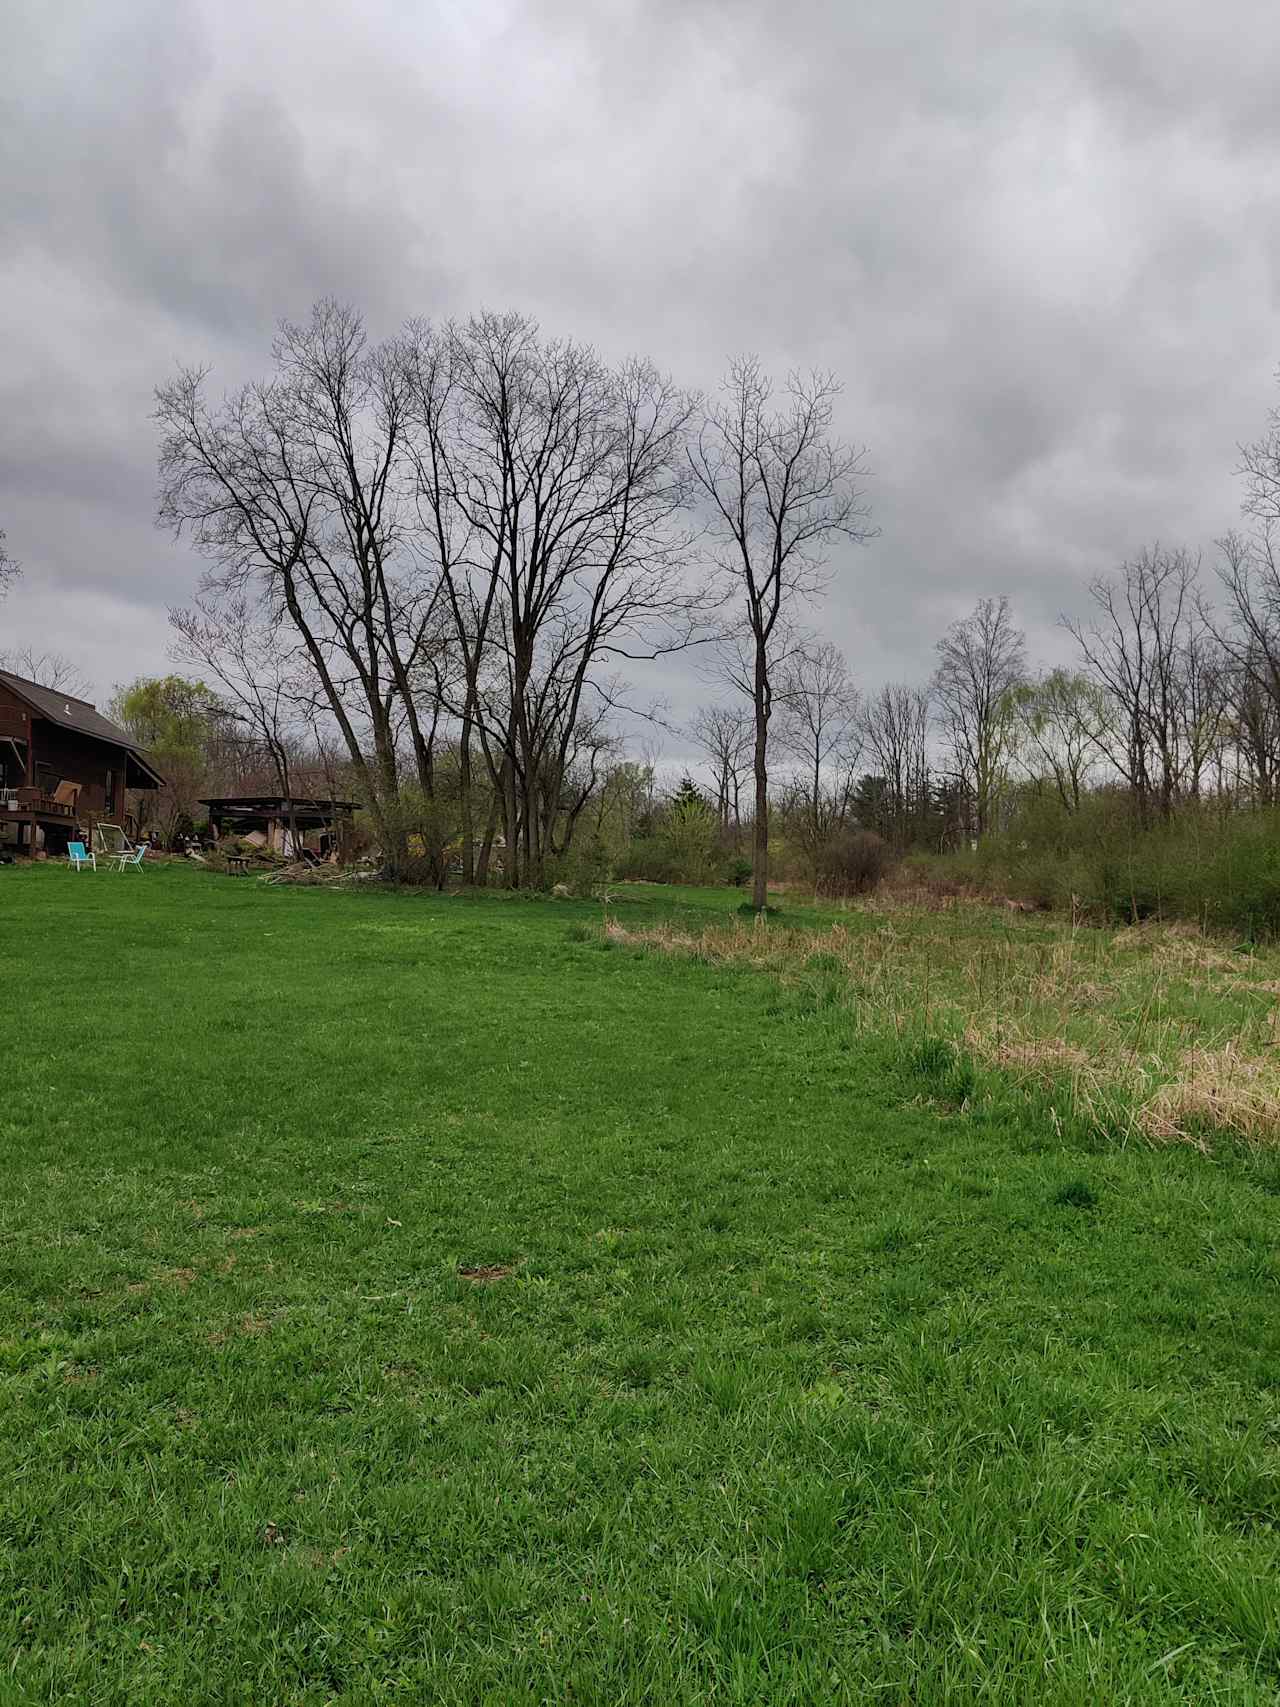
1219, 654, 1280, 802
0, 531, 18, 600
776, 639, 863, 846
1210, 529, 1280, 801
156, 300, 445, 876
1064, 547, 1213, 823
932, 596, 1026, 840
1193, 374, 1280, 804
860, 683, 931, 848
169, 592, 305, 800
689, 359, 875, 910
689, 702, 753, 842
1239, 377, 1280, 533
0, 646, 90, 697
403, 312, 702, 887
1177, 619, 1227, 802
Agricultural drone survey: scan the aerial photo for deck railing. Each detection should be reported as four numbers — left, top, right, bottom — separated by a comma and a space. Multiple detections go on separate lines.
14, 787, 75, 817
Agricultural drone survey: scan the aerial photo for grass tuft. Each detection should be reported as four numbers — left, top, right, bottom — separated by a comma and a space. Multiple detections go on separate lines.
1053, 1178, 1100, 1210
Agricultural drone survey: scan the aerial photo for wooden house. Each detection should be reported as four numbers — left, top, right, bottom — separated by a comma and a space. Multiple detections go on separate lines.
0, 669, 165, 856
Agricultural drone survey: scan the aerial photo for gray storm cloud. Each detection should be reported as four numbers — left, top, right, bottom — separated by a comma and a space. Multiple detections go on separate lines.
2, 0, 1278, 731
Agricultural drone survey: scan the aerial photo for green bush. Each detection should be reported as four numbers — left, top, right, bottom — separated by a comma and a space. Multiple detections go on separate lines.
543, 836, 614, 896
615, 836, 685, 885
923, 797, 1280, 939
1057, 808, 1280, 935
1005, 848, 1094, 912
616, 812, 722, 886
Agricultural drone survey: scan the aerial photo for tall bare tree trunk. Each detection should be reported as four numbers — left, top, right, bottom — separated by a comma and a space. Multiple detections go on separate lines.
503, 756, 520, 888
752, 639, 770, 913
476, 785, 501, 886
459, 708, 475, 885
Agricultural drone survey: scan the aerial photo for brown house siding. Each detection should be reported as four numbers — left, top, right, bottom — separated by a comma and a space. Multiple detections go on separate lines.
33, 721, 125, 818
0, 680, 33, 784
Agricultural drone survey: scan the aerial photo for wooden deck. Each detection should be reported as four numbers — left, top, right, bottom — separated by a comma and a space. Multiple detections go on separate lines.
2, 790, 103, 856
14, 788, 76, 819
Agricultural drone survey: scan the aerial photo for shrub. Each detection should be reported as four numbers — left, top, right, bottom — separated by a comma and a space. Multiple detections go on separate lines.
664, 796, 721, 883
724, 854, 753, 888
899, 798, 1280, 936
616, 821, 721, 886
1006, 849, 1091, 912
1076, 808, 1280, 937
813, 830, 889, 898
543, 837, 613, 896
615, 836, 684, 885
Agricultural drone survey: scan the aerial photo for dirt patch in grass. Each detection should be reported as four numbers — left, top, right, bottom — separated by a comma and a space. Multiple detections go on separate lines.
458, 1263, 513, 1284
207, 1312, 275, 1346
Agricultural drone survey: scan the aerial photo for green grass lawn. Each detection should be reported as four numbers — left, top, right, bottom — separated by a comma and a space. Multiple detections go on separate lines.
3, 865, 1280, 1704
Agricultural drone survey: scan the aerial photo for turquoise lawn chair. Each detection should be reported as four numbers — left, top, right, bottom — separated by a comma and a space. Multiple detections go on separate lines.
67, 841, 96, 872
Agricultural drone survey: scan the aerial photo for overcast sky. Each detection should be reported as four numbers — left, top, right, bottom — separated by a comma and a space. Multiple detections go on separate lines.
3, 0, 1279, 742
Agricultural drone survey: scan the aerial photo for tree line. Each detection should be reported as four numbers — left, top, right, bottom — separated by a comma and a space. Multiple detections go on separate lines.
146, 312, 1280, 880
15, 296, 1280, 893
681, 363, 1280, 871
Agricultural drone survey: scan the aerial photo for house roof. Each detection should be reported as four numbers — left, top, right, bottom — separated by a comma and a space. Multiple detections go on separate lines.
0, 669, 166, 787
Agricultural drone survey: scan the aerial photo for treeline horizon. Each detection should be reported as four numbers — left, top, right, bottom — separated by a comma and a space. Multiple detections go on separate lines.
11, 295, 1280, 914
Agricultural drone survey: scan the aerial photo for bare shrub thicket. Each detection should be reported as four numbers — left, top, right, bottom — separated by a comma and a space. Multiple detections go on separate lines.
812, 829, 889, 897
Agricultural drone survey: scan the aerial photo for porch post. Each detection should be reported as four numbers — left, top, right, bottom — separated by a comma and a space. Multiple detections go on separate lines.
23, 716, 35, 856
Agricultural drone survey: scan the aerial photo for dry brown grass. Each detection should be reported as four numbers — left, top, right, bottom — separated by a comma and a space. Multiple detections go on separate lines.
1136, 1045, 1280, 1145
603, 904, 1280, 1147
1110, 921, 1241, 975
457, 1263, 514, 1284
967, 1032, 1092, 1076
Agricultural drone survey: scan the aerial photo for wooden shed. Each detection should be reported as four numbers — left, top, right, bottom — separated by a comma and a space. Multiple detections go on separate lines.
199, 796, 357, 859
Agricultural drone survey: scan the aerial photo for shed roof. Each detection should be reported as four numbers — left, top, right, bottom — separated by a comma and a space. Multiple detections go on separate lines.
200, 796, 357, 831
200, 796, 357, 812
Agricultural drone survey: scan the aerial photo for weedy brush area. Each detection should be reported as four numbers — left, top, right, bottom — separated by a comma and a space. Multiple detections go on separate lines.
603, 902, 1280, 1148
3, 865, 1280, 1704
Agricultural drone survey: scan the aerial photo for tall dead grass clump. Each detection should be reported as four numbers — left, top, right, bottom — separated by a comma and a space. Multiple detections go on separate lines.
1136, 1045, 1280, 1146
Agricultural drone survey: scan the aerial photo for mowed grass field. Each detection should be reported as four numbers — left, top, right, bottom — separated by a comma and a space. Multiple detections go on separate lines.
3, 867, 1280, 1704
